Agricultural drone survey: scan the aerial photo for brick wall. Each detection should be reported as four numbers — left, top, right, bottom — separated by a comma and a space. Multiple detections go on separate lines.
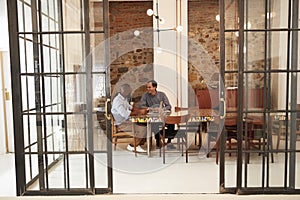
109, 1, 154, 102
188, 0, 219, 91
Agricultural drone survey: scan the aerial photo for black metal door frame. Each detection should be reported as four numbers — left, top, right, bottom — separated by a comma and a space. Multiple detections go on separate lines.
219, 0, 300, 194
7, 0, 112, 195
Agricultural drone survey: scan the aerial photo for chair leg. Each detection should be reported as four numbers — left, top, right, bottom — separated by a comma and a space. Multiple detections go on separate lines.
114, 137, 118, 150
276, 134, 281, 151
185, 135, 188, 163
162, 139, 166, 164
215, 139, 219, 164
133, 136, 137, 157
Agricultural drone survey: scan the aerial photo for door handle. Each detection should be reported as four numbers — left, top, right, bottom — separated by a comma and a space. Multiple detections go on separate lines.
220, 98, 226, 119
105, 98, 111, 120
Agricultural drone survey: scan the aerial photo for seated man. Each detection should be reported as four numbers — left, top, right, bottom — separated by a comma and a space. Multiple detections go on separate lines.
111, 84, 146, 153
139, 80, 175, 149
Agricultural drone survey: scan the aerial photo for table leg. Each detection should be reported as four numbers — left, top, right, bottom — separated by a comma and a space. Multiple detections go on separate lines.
147, 121, 151, 157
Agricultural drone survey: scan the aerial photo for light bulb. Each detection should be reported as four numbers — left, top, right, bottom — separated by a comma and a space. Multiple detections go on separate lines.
156, 46, 162, 53
147, 9, 154, 16
244, 22, 251, 29
133, 30, 140, 37
175, 25, 183, 32
216, 14, 220, 22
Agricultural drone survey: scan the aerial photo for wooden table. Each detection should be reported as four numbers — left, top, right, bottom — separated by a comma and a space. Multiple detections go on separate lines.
131, 109, 216, 157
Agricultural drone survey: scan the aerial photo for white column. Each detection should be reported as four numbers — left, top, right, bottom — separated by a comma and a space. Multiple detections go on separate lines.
153, 0, 188, 110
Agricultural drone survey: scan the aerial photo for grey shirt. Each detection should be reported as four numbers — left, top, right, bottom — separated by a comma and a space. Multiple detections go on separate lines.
140, 91, 171, 111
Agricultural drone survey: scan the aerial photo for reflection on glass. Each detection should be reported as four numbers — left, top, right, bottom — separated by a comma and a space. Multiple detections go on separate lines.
66, 74, 86, 112
64, 34, 84, 72
89, 1, 103, 31
63, 0, 84, 31
67, 114, 87, 152
224, 0, 238, 29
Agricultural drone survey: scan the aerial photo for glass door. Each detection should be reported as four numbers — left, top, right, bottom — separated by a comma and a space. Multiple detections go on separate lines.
7, 0, 112, 195
220, 0, 300, 194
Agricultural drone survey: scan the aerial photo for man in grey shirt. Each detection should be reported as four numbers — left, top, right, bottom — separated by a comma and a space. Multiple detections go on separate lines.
140, 80, 175, 149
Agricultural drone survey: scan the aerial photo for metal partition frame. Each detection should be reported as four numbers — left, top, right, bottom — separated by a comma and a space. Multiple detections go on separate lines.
7, 0, 112, 195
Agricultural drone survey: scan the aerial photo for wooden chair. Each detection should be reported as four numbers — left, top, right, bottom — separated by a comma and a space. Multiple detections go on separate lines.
206, 120, 220, 164
111, 116, 136, 154
159, 113, 190, 164
272, 116, 300, 151
174, 106, 202, 146
175, 106, 220, 163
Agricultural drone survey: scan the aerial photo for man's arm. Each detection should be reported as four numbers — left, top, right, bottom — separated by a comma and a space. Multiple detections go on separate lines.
139, 93, 147, 108
160, 92, 171, 110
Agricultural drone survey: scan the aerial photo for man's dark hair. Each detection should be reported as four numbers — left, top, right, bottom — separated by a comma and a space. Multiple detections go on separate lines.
147, 80, 157, 88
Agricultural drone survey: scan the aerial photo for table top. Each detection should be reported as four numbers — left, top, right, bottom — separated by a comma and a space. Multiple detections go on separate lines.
130, 109, 216, 123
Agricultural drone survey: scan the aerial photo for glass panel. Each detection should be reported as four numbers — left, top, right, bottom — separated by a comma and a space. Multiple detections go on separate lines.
247, 159, 263, 187
95, 153, 108, 188
94, 112, 107, 151
64, 34, 84, 72
269, 0, 289, 29
29, 115, 37, 145
225, 32, 238, 72
269, 72, 288, 110
63, 0, 84, 31
244, 73, 266, 109
244, 32, 265, 72
47, 154, 65, 189
25, 154, 39, 187
44, 76, 61, 109
50, 44, 61, 73
224, 156, 237, 187
40, 34, 62, 73
89, 1, 103, 32
24, 4, 33, 33
269, 152, 287, 187
244, 0, 266, 30
270, 31, 288, 71
23, 115, 29, 147
69, 154, 88, 188
21, 76, 29, 111
26, 76, 38, 110
66, 74, 86, 112
25, 39, 34, 73
225, 80, 238, 110
18, 1, 24, 32
43, 45, 51, 72
93, 74, 105, 100
41, 0, 59, 32
67, 114, 87, 152
296, 152, 300, 189
19, 37, 27, 73
224, 0, 238, 30
91, 34, 105, 72
41, 15, 49, 34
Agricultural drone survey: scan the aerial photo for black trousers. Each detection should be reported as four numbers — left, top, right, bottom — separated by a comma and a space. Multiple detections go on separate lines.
155, 124, 175, 146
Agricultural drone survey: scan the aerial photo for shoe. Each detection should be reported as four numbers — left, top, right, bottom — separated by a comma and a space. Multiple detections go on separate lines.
127, 144, 134, 152
136, 145, 146, 153
167, 143, 176, 150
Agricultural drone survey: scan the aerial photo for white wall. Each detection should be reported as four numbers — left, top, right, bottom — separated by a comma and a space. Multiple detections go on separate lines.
0, 0, 9, 51
0, 0, 14, 153
153, 0, 188, 110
